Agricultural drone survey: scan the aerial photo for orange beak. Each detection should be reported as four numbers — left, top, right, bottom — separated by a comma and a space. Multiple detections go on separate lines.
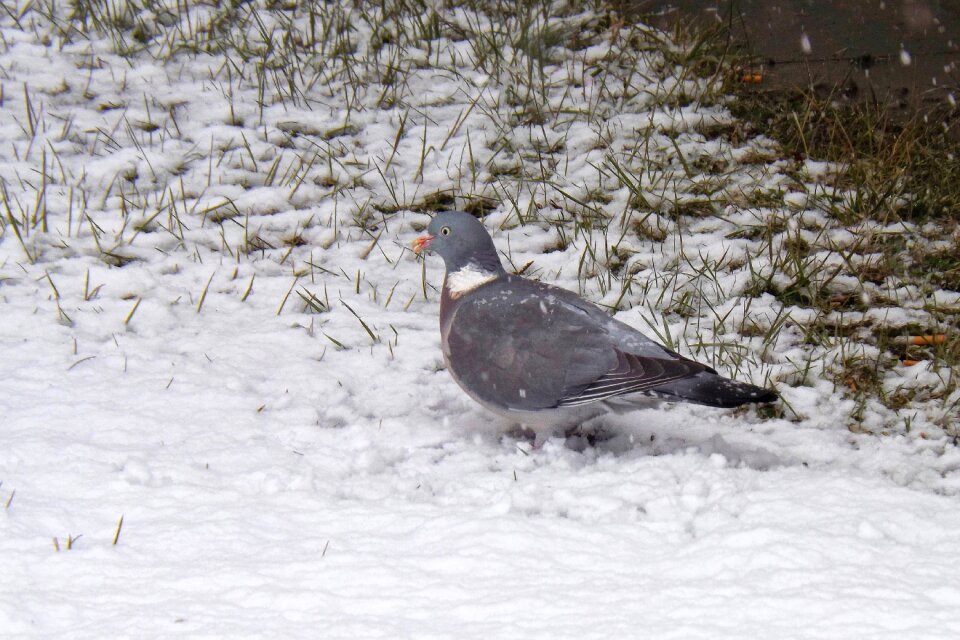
412, 234, 435, 254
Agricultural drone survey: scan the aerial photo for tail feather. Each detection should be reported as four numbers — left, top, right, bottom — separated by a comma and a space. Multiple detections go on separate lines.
650, 372, 778, 408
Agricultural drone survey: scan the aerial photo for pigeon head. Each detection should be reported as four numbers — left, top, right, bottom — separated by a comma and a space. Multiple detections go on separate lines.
413, 211, 504, 274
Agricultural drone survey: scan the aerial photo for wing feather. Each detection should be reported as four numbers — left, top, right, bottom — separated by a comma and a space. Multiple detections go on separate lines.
557, 351, 707, 406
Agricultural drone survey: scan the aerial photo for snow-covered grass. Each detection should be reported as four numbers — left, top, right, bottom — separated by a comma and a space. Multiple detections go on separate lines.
1, 1, 959, 636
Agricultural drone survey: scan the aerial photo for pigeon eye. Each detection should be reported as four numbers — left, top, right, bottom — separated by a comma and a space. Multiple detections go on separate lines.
440, 226, 451, 236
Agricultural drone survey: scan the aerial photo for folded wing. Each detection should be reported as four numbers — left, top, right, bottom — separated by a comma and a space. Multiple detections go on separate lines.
444, 280, 705, 411
556, 350, 707, 406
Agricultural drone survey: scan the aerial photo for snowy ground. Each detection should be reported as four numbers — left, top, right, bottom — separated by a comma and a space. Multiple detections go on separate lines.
2, 2, 960, 637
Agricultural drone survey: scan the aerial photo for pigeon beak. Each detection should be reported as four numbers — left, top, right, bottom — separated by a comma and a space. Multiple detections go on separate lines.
412, 233, 435, 254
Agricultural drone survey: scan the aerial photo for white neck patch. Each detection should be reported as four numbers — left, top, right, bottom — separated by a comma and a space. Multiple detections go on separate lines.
445, 264, 498, 298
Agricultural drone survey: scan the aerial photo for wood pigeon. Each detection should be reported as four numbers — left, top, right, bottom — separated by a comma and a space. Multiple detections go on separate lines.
414, 211, 777, 442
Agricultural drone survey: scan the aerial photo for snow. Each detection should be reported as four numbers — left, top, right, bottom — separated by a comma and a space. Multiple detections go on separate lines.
2, 2, 960, 637
901, 48, 913, 67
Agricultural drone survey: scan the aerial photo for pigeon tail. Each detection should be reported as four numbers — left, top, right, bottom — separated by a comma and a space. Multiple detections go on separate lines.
650, 372, 778, 409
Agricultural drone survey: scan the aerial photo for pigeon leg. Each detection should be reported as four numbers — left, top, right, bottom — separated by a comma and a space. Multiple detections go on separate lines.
532, 427, 555, 450
504, 424, 550, 450
564, 417, 612, 449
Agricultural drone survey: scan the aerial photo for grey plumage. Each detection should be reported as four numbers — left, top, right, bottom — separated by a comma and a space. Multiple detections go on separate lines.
414, 211, 777, 433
